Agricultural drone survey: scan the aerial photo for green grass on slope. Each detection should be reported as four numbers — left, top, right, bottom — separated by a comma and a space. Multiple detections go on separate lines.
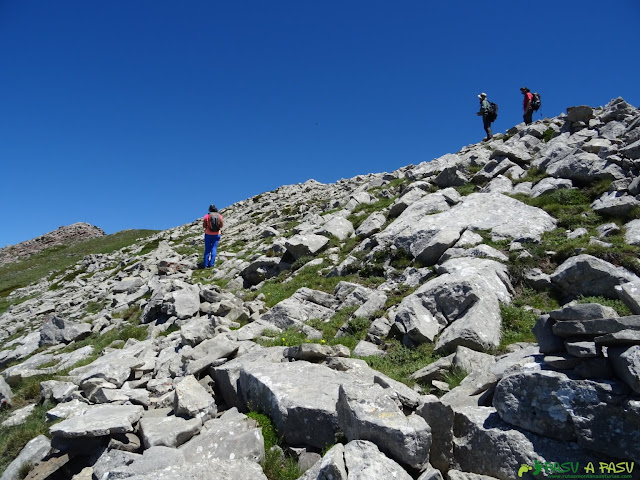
0, 229, 159, 313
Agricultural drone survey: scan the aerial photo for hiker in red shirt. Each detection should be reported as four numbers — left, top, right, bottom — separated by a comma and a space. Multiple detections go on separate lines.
521, 87, 534, 125
203, 204, 223, 268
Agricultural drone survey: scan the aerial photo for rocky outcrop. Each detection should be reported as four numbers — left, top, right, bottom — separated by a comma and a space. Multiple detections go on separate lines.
0, 222, 105, 267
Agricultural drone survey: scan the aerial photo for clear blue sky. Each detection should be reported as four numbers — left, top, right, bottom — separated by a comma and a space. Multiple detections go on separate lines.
1, 1, 639, 247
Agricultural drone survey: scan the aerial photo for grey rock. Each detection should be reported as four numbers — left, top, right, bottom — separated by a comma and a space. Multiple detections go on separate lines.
0, 376, 12, 408
237, 360, 349, 448
532, 315, 565, 354
180, 316, 217, 346
617, 280, 640, 314
493, 370, 640, 462
491, 144, 533, 164
284, 343, 350, 362
546, 152, 625, 183
597, 222, 621, 238
138, 414, 202, 448
1, 404, 36, 427
259, 287, 337, 330
594, 329, 640, 346
174, 374, 217, 420
434, 167, 468, 187
100, 446, 268, 479
285, 233, 330, 260
353, 340, 385, 357
592, 192, 640, 216
552, 315, 640, 337
337, 383, 431, 469
564, 340, 599, 358
39, 314, 92, 346
452, 346, 496, 374
355, 212, 386, 238
609, 345, 640, 393
69, 350, 144, 388
180, 408, 265, 464
530, 178, 573, 198
50, 404, 144, 438
523, 268, 552, 290
343, 440, 413, 480
380, 193, 556, 247
548, 302, 618, 320
92, 449, 141, 480
395, 227, 462, 266
297, 443, 347, 480
621, 138, 640, 159
550, 254, 639, 298
317, 216, 354, 241
453, 405, 617, 480
389, 188, 428, 217
625, 219, 640, 246
566, 105, 594, 124
542, 354, 581, 369
239, 256, 286, 286
165, 283, 200, 320
0, 435, 51, 480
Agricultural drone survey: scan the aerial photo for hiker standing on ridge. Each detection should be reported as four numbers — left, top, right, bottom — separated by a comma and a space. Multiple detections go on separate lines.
203, 204, 223, 268
521, 87, 534, 125
477, 92, 494, 141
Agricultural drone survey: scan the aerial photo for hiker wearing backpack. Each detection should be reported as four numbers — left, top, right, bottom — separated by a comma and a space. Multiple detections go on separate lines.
203, 204, 223, 268
476, 92, 495, 141
521, 87, 534, 125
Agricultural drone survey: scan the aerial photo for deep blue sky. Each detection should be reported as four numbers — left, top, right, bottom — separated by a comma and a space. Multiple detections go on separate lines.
1, 1, 639, 247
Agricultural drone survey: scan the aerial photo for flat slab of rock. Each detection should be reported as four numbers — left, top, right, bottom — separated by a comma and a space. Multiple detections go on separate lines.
0, 435, 51, 480
179, 408, 264, 464
139, 414, 202, 448
552, 315, 640, 337
50, 404, 144, 438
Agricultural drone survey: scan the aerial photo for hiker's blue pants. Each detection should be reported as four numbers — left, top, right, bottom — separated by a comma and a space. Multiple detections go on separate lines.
203, 234, 221, 268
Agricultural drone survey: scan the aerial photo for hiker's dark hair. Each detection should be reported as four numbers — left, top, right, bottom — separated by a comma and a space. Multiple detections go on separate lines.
209, 204, 218, 212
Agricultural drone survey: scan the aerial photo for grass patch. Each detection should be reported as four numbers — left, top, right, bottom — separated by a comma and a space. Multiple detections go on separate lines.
246, 412, 302, 480
443, 367, 468, 390
0, 401, 56, 476
454, 183, 477, 196
363, 341, 437, 387
576, 295, 632, 317
0, 230, 158, 301
499, 304, 538, 350
514, 167, 548, 185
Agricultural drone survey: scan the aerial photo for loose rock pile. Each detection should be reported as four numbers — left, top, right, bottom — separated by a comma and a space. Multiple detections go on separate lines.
1, 98, 640, 480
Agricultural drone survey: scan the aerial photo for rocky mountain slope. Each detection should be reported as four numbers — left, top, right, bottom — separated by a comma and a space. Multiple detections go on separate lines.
1, 97, 640, 480
0, 223, 105, 267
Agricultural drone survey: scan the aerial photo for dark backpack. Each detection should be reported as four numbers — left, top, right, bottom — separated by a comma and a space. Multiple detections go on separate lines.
208, 213, 220, 231
486, 102, 498, 122
531, 93, 541, 111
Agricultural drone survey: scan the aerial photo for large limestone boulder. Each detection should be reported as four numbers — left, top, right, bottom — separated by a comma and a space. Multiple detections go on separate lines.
39, 314, 92, 346
179, 408, 265, 464
624, 219, 640, 246
392, 258, 512, 353
259, 287, 338, 330
317, 216, 354, 241
95, 445, 268, 479
50, 404, 144, 438
451, 406, 610, 480
337, 384, 431, 469
550, 254, 639, 298
493, 370, 640, 462
545, 151, 625, 183
379, 193, 556, 248
237, 360, 357, 448
284, 233, 330, 260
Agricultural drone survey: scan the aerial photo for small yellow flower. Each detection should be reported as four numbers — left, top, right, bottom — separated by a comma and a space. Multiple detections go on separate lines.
282, 338, 286, 342
321, 339, 326, 344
